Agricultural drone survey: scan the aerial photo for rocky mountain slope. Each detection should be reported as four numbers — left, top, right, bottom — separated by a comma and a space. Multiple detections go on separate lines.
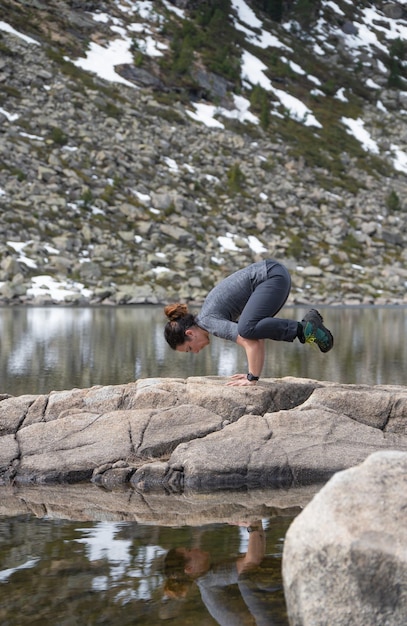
1, 0, 407, 306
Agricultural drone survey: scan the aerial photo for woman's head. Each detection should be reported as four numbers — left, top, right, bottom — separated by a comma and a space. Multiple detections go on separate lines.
163, 548, 192, 598
164, 304, 210, 353
163, 547, 210, 597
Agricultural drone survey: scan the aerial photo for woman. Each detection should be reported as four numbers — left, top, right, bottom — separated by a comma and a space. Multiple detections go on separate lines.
164, 259, 333, 386
163, 520, 278, 625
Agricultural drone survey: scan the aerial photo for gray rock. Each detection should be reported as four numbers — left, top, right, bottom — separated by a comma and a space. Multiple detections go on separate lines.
115, 64, 164, 89
0, 395, 40, 435
383, 3, 404, 19
1, 377, 406, 488
165, 404, 407, 490
342, 21, 358, 35
302, 384, 407, 433
283, 450, 407, 626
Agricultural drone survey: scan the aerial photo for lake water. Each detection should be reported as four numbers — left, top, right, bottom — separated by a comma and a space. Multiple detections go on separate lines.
0, 508, 295, 626
1, 305, 406, 625
1, 305, 406, 396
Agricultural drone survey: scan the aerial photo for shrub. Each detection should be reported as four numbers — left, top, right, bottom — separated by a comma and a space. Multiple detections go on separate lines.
50, 127, 68, 146
227, 163, 245, 193
257, 0, 284, 22
250, 84, 270, 129
386, 190, 401, 212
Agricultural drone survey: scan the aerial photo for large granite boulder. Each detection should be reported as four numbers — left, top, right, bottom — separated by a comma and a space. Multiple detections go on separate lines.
282, 450, 407, 626
0, 377, 406, 489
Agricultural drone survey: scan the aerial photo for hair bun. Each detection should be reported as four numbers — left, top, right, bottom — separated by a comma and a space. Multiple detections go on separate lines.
164, 303, 189, 322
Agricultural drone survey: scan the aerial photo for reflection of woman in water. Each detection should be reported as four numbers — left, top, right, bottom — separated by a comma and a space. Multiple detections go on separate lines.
164, 520, 287, 626
164, 259, 333, 386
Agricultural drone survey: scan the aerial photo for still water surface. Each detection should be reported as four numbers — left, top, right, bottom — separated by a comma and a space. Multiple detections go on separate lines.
0, 512, 294, 626
1, 305, 406, 625
1, 305, 406, 395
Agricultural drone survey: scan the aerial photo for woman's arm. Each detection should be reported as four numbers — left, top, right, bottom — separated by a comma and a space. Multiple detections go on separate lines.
236, 520, 266, 574
226, 336, 265, 386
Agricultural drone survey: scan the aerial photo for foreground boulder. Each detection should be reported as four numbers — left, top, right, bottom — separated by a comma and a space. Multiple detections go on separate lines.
0, 377, 406, 489
282, 450, 407, 626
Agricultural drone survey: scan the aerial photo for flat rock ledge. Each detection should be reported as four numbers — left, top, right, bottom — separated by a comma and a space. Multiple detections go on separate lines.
1, 376, 406, 491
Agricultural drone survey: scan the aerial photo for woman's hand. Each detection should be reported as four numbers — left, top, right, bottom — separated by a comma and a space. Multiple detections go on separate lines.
226, 376, 257, 386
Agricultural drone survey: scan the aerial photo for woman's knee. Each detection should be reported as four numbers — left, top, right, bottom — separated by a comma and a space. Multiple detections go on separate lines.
237, 320, 256, 339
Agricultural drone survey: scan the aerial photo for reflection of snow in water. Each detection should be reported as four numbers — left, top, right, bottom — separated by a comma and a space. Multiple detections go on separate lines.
213, 341, 239, 377
0, 558, 40, 583
74, 521, 166, 600
134, 355, 143, 379
27, 307, 92, 340
75, 522, 132, 563
7, 308, 93, 374
238, 518, 270, 552
153, 324, 167, 363
7, 339, 58, 373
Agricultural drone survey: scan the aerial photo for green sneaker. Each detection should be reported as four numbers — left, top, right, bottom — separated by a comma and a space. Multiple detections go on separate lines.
301, 309, 334, 353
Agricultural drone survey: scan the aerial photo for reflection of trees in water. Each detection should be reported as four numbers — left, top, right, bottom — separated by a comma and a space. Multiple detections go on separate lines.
0, 306, 406, 396
0, 515, 293, 626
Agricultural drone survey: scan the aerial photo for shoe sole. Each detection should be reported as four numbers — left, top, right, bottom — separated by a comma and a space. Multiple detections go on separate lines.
303, 310, 334, 353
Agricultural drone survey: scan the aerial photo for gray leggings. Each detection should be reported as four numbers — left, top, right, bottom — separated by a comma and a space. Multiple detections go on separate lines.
237, 261, 298, 342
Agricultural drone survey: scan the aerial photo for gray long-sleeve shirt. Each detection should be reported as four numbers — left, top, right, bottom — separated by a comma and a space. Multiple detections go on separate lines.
195, 260, 269, 342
